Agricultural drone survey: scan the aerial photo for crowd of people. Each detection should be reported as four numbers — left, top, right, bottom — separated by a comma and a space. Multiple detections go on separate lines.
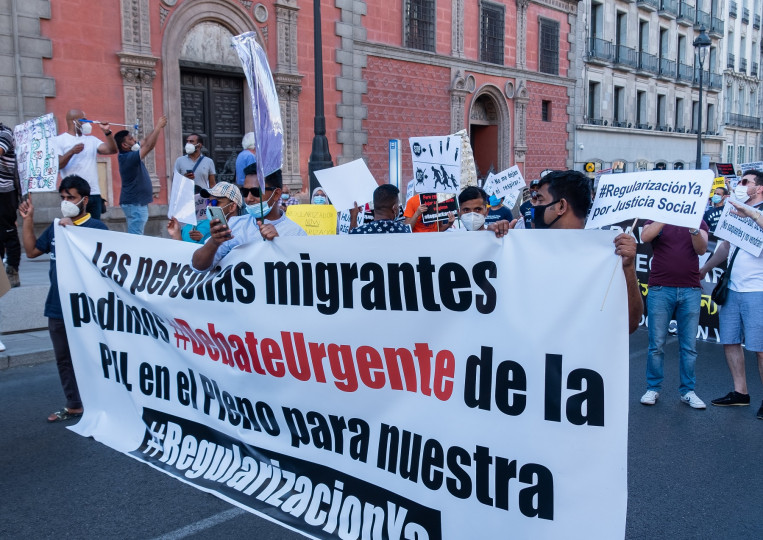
0, 110, 761, 425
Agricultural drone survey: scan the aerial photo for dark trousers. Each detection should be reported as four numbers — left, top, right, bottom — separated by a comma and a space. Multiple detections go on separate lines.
0, 191, 20, 268
86, 195, 102, 220
48, 317, 82, 410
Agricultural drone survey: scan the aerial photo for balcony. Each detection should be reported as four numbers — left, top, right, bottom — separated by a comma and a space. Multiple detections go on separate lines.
742, 7, 750, 24
637, 51, 659, 73
709, 72, 723, 89
677, 62, 694, 82
726, 113, 760, 129
637, 0, 659, 11
611, 120, 629, 128
740, 57, 748, 73
695, 9, 711, 28
614, 44, 639, 68
636, 123, 653, 130
753, 62, 759, 77
710, 16, 724, 36
659, 57, 677, 77
727, 53, 735, 69
729, 1, 737, 18
659, 0, 678, 18
587, 37, 614, 63
586, 117, 607, 126
755, 14, 761, 29
678, 1, 695, 25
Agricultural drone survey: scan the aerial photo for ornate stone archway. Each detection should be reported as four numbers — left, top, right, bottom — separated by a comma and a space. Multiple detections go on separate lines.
468, 84, 511, 176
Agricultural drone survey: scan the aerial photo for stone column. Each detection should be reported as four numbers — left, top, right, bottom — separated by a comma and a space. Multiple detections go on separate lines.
451, 0, 464, 58
516, 0, 529, 70
449, 69, 474, 133
514, 81, 529, 166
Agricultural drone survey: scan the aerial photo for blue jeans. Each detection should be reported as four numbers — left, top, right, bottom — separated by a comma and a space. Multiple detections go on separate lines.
647, 286, 702, 395
121, 203, 148, 235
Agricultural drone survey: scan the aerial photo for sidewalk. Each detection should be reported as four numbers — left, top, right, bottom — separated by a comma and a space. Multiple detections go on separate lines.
0, 253, 54, 370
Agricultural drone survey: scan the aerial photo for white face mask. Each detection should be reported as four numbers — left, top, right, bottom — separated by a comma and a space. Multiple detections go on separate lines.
734, 184, 750, 202
185, 142, 197, 155
80, 122, 92, 135
461, 211, 486, 231
131, 143, 140, 152
61, 198, 84, 218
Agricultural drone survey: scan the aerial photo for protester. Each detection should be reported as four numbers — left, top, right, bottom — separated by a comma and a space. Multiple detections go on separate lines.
519, 170, 643, 333
518, 179, 540, 228
404, 193, 455, 232
167, 181, 242, 244
281, 186, 300, 207
115, 116, 167, 235
639, 219, 709, 408
235, 132, 256, 186
0, 122, 21, 288
18, 175, 108, 422
485, 193, 513, 225
56, 109, 117, 219
192, 168, 306, 271
175, 133, 216, 192
311, 188, 329, 205
456, 186, 510, 237
703, 187, 728, 235
349, 185, 410, 234
699, 170, 763, 419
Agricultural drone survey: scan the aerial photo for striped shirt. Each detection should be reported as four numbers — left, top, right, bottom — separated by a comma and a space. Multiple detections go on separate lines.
0, 124, 16, 192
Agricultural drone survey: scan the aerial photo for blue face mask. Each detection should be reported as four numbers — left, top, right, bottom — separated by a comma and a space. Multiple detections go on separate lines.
246, 192, 275, 218
313, 195, 327, 205
488, 195, 501, 206
711, 194, 722, 204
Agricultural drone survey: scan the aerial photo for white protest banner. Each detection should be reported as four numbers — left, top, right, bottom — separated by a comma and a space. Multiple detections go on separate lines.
713, 201, 763, 256
313, 159, 378, 211
54, 228, 628, 540
485, 165, 525, 208
13, 113, 58, 193
167, 171, 197, 226
586, 169, 714, 229
410, 135, 462, 193
739, 161, 763, 172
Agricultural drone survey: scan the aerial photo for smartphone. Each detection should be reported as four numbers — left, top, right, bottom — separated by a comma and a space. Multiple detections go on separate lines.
206, 205, 227, 227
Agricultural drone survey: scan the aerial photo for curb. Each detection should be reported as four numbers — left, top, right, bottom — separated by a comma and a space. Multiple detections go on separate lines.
0, 348, 55, 370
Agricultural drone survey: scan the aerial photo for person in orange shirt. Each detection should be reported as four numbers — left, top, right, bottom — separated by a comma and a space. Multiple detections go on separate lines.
404, 195, 455, 232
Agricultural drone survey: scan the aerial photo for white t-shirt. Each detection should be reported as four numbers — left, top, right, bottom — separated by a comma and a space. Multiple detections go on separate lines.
56, 133, 102, 195
729, 203, 763, 292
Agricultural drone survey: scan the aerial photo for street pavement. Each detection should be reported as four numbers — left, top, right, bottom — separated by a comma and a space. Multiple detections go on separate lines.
0, 325, 761, 539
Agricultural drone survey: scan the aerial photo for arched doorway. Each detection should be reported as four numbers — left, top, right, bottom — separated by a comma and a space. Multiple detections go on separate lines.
468, 87, 511, 183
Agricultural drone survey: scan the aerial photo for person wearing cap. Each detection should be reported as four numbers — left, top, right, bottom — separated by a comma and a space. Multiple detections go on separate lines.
518, 179, 540, 229
191, 165, 306, 272
485, 193, 513, 226
235, 132, 257, 186
167, 181, 242, 244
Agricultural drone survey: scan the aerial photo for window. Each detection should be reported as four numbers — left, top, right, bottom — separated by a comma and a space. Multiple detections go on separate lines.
591, 3, 604, 38
738, 87, 745, 115
614, 86, 625, 124
750, 146, 755, 162
405, 0, 436, 52
616, 12, 627, 47
637, 91, 647, 126
727, 145, 735, 164
659, 28, 669, 60
539, 18, 560, 75
657, 95, 667, 128
639, 20, 649, 53
691, 100, 699, 131
480, 2, 505, 64
542, 100, 552, 122
707, 104, 715, 132
588, 81, 601, 121
677, 35, 686, 64
738, 145, 746, 164
675, 97, 684, 130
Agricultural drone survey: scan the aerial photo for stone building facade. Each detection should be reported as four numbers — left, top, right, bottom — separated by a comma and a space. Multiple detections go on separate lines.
4, 0, 577, 232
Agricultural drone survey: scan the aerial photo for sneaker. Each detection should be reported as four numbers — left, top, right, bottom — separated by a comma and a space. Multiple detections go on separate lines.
680, 391, 706, 409
711, 391, 751, 406
757, 401, 763, 420
5, 265, 19, 288
640, 390, 659, 405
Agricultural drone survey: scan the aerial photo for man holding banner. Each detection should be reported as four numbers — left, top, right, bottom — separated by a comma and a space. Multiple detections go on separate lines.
700, 170, 763, 418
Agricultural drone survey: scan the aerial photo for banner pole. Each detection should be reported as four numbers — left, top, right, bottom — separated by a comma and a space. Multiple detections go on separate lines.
601, 217, 639, 311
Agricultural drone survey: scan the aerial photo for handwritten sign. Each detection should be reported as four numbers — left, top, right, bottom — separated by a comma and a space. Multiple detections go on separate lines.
713, 201, 763, 256
13, 113, 58, 193
286, 204, 338, 235
484, 165, 525, 208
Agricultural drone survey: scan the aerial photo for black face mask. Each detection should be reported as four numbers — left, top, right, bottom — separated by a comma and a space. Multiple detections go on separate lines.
531, 200, 561, 229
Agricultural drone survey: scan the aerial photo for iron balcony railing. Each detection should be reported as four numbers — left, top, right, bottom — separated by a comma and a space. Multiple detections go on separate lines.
660, 0, 678, 15
726, 113, 760, 129
638, 51, 659, 73
753, 62, 759, 77
638, 0, 660, 9
711, 16, 724, 34
659, 57, 677, 76
740, 58, 748, 73
678, 1, 695, 22
696, 9, 711, 27
729, 1, 738, 17
742, 7, 749, 23
615, 44, 639, 67
727, 53, 735, 69
587, 37, 614, 61
677, 62, 694, 81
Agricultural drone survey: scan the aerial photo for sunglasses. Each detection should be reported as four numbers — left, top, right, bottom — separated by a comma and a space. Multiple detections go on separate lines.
739, 178, 757, 186
239, 186, 275, 197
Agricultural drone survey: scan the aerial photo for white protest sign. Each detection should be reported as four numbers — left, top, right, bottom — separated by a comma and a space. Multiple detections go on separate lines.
410, 135, 462, 193
337, 210, 352, 234
713, 201, 763, 256
313, 159, 377, 211
167, 171, 198, 226
485, 165, 525, 208
586, 170, 714, 229
739, 161, 763, 172
13, 113, 58, 193
54, 227, 629, 540
405, 177, 415, 202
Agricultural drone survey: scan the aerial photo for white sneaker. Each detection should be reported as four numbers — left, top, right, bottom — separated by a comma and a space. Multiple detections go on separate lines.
680, 391, 706, 409
640, 390, 659, 405
0, 339, 6, 352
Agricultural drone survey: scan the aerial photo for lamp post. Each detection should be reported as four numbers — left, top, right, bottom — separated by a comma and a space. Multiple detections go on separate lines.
693, 25, 712, 169
308, 0, 333, 194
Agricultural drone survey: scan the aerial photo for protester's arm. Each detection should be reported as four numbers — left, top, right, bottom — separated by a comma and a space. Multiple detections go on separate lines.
486, 219, 510, 238
259, 223, 279, 241
438, 212, 455, 232
139, 116, 167, 160
208, 172, 216, 187
690, 227, 708, 256
640, 221, 663, 243
58, 143, 84, 169
18, 197, 45, 258
615, 233, 643, 334
349, 202, 360, 230
96, 123, 118, 154
404, 204, 427, 226
167, 217, 182, 240
191, 219, 231, 270
699, 240, 730, 279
